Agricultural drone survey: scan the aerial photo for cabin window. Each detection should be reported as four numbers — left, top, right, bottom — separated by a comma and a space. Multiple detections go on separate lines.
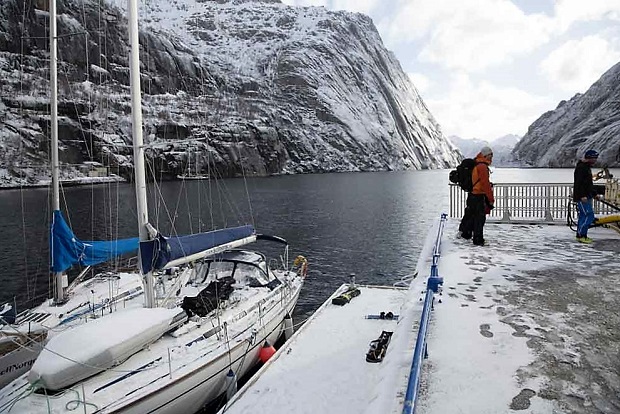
236, 264, 269, 285
208, 261, 236, 280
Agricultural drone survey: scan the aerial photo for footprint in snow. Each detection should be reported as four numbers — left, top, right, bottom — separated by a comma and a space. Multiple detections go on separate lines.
509, 389, 536, 410
479, 323, 493, 338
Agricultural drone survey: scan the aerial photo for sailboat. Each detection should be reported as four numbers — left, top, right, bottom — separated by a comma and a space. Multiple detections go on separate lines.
0, 0, 306, 412
0, 0, 143, 388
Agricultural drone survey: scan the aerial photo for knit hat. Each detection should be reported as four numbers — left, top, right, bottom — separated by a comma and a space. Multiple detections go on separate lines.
480, 146, 493, 157
584, 149, 599, 159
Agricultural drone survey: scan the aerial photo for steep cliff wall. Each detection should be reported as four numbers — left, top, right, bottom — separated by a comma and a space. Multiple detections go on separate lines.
0, 0, 459, 186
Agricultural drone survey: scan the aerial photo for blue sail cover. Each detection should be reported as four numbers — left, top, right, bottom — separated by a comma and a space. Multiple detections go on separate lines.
140, 225, 255, 274
51, 210, 139, 273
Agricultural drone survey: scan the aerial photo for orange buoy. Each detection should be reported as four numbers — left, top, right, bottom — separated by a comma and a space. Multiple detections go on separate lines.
258, 341, 276, 363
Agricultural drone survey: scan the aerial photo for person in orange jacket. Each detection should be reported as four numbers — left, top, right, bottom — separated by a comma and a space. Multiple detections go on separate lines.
459, 146, 495, 246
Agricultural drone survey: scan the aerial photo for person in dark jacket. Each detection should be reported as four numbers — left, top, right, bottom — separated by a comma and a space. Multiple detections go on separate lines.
459, 146, 495, 246
573, 149, 601, 243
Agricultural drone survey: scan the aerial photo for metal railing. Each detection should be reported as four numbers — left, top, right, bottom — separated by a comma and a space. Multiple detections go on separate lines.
402, 213, 447, 414
449, 183, 617, 222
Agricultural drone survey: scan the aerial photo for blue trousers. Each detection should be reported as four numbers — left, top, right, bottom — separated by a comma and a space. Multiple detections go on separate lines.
576, 198, 595, 237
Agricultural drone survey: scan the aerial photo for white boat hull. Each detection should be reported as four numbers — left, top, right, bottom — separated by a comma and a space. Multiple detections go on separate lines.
0, 343, 41, 388
1, 276, 303, 414
107, 287, 300, 414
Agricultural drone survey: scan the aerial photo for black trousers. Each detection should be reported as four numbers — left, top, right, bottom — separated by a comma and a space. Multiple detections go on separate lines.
458, 194, 486, 244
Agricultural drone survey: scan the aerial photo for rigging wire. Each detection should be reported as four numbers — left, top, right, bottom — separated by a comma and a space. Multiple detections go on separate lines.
206, 144, 213, 231
113, 180, 121, 273
44, 1, 54, 303
146, 157, 178, 237
232, 129, 255, 228
218, 332, 255, 414
224, 321, 233, 368
17, 0, 33, 305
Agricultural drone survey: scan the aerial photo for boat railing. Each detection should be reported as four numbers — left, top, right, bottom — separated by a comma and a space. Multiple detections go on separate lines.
449, 182, 617, 222
402, 213, 447, 414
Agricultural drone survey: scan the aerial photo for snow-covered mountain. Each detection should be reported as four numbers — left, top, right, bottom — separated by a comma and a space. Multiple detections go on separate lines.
447, 134, 522, 167
0, 0, 459, 187
493, 134, 520, 149
514, 62, 620, 167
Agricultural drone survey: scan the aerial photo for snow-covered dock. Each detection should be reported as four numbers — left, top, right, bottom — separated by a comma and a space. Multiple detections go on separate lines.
219, 283, 413, 414
220, 217, 620, 414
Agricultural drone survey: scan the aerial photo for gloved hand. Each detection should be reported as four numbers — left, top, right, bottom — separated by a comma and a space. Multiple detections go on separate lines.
596, 194, 605, 200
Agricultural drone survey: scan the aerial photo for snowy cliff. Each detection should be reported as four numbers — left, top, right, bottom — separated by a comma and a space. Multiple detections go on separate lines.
514, 62, 620, 167
0, 0, 459, 186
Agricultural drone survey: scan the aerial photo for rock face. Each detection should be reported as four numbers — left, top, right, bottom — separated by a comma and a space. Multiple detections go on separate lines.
0, 0, 459, 186
514, 62, 620, 167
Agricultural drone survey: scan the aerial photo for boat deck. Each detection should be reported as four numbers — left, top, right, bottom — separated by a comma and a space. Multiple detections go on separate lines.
221, 219, 620, 414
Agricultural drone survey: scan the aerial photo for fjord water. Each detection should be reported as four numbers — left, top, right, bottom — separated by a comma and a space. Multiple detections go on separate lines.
0, 168, 616, 321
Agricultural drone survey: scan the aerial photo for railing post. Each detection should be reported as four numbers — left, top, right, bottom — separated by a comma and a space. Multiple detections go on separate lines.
544, 186, 553, 222
501, 186, 510, 222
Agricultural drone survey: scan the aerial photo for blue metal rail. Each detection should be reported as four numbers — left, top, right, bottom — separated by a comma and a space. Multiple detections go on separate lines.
402, 213, 447, 414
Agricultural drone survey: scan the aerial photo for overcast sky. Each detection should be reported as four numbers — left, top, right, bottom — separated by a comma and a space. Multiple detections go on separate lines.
280, 0, 620, 141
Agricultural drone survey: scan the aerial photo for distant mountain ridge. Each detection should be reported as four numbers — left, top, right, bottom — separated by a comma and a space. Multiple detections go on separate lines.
0, 0, 460, 187
514, 62, 620, 167
447, 134, 522, 167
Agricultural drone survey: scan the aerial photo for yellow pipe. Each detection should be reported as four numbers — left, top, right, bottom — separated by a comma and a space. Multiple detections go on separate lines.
594, 215, 620, 225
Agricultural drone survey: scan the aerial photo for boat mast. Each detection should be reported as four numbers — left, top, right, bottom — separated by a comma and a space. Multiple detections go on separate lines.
128, 0, 155, 307
50, 0, 65, 304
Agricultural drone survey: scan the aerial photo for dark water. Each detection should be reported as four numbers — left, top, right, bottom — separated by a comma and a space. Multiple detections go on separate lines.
2, 167, 616, 321
0, 170, 453, 321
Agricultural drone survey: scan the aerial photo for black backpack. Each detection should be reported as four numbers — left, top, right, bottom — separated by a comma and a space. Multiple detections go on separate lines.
449, 158, 478, 192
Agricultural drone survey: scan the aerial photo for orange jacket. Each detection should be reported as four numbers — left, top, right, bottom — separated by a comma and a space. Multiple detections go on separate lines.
472, 153, 494, 204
